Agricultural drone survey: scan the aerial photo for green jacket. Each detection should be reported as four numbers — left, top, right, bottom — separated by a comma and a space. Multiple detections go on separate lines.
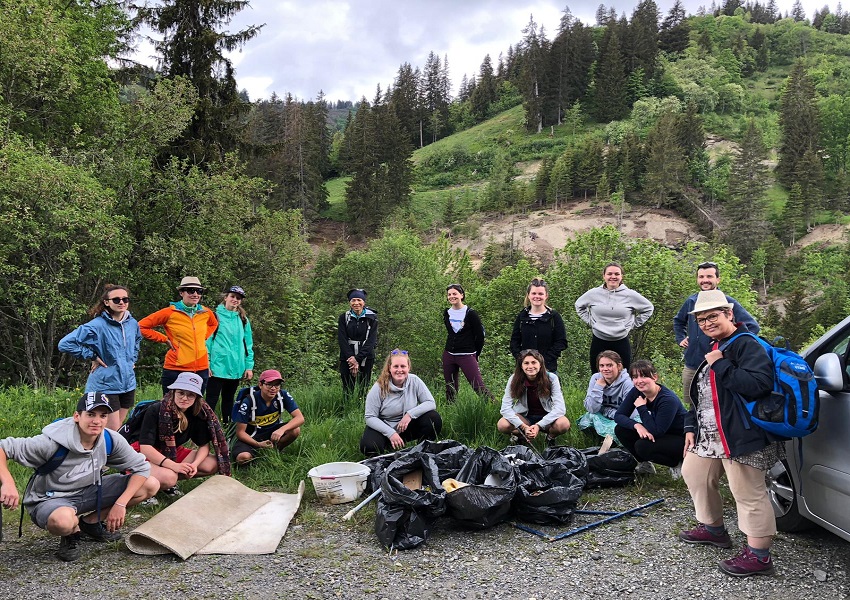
206, 305, 255, 379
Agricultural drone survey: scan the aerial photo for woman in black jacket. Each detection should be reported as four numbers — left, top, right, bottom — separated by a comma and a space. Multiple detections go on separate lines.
442, 284, 493, 402
510, 278, 568, 374
337, 289, 378, 402
678, 289, 780, 578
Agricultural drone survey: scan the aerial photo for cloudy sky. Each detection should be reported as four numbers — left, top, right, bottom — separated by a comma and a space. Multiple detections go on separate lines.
140, 1, 825, 103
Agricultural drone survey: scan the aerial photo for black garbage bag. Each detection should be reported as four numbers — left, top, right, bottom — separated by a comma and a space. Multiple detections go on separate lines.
374, 498, 429, 550
502, 446, 585, 524
361, 452, 400, 494
405, 439, 472, 482
583, 448, 638, 488
373, 450, 446, 550
543, 446, 589, 480
445, 446, 517, 529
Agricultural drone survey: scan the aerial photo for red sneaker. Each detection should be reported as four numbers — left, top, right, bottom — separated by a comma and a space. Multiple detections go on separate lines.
678, 523, 733, 548
718, 545, 776, 577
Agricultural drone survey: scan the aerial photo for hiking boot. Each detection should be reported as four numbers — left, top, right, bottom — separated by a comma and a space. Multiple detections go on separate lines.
718, 545, 776, 577
678, 523, 733, 548
634, 461, 656, 475
79, 518, 123, 542
162, 486, 183, 497
57, 533, 81, 562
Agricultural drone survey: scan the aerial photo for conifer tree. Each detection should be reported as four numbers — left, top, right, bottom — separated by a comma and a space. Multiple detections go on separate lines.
659, 0, 690, 55
723, 120, 769, 261
593, 28, 629, 122
777, 61, 819, 188
547, 152, 573, 208
470, 55, 496, 121
643, 111, 686, 208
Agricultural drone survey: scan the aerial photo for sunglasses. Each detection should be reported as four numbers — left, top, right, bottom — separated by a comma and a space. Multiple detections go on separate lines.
108, 297, 130, 305
530, 278, 547, 287
180, 288, 204, 295
391, 349, 409, 355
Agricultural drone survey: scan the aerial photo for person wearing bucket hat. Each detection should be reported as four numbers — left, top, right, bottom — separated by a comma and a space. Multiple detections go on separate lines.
128, 372, 231, 494
206, 284, 255, 423
0, 392, 157, 561
673, 261, 759, 408
338, 288, 378, 402
678, 288, 781, 578
139, 276, 218, 395
230, 369, 305, 464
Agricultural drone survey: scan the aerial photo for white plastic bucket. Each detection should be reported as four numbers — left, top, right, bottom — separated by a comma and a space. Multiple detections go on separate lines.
307, 462, 371, 505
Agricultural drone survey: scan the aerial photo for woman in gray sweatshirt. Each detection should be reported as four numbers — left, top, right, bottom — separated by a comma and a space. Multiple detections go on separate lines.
575, 262, 654, 373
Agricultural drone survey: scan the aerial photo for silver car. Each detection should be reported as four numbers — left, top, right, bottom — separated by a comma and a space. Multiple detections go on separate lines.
767, 314, 850, 540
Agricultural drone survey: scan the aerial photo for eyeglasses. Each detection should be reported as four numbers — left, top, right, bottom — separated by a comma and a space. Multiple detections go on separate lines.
391, 349, 409, 355
697, 261, 718, 269
695, 312, 723, 326
262, 381, 282, 388
108, 297, 130, 304
180, 288, 204, 295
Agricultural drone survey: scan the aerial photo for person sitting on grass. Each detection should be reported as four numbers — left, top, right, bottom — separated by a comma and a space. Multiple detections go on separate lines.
130, 372, 231, 494
231, 369, 304, 465
360, 349, 442, 457
497, 349, 571, 449
577, 350, 634, 453
0, 392, 158, 562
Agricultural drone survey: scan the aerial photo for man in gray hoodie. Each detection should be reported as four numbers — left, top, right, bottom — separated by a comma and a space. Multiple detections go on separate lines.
0, 392, 157, 561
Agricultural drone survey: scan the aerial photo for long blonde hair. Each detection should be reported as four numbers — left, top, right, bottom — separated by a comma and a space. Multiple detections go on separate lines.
376, 350, 411, 398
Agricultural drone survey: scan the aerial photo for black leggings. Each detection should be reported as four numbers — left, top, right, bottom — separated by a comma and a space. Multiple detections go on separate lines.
206, 377, 241, 422
590, 335, 632, 374
615, 424, 685, 468
359, 410, 443, 457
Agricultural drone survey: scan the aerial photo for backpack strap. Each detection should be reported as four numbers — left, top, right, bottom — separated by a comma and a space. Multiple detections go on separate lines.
20, 443, 68, 537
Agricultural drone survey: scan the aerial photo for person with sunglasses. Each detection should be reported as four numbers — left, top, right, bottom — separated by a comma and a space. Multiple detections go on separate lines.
442, 283, 494, 402
510, 278, 568, 374
206, 285, 255, 423
139, 276, 218, 395
359, 349, 442, 456
575, 262, 654, 373
338, 288, 378, 402
59, 284, 142, 431
678, 289, 780, 578
673, 261, 759, 408
498, 349, 570, 448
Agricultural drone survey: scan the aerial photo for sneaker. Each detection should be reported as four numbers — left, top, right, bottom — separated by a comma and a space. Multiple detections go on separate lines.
508, 434, 520, 446
718, 545, 776, 577
78, 519, 122, 542
669, 463, 683, 480
139, 497, 159, 507
678, 523, 733, 548
57, 533, 81, 561
546, 436, 559, 449
162, 486, 183, 497
635, 461, 656, 475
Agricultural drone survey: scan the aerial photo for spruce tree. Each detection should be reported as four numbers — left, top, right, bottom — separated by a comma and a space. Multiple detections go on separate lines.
777, 61, 819, 188
643, 111, 686, 208
592, 28, 629, 122
723, 120, 769, 261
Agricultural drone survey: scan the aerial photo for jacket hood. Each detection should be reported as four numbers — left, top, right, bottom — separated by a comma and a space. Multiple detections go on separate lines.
215, 305, 242, 319
99, 310, 136, 325
601, 283, 628, 292
41, 417, 86, 453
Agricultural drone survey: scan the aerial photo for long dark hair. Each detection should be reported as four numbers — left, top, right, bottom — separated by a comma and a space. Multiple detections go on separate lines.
510, 349, 552, 399
87, 284, 129, 319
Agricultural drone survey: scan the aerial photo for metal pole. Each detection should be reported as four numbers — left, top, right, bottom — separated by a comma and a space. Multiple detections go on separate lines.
549, 498, 665, 542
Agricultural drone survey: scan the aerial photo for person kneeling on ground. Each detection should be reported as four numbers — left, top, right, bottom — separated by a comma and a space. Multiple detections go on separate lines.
360, 349, 442, 457
578, 350, 634, 452
130, 372, 231, 493
613, 360, 692, 478
0, 392, 158, 562
231, 369, 304, 465
497, 349, 571, 449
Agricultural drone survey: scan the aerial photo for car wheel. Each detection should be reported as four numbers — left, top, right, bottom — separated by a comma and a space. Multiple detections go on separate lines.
765, 459, 811, 532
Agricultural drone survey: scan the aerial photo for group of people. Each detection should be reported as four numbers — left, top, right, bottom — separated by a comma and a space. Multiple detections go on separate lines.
2, 262, 782, 577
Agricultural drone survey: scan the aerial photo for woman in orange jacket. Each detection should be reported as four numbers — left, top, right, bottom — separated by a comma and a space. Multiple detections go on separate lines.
139, 276, 218, 395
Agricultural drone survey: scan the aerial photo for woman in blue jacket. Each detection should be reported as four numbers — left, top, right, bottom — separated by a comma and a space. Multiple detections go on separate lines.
59, 284, 141, 431
206, 285, 255, 423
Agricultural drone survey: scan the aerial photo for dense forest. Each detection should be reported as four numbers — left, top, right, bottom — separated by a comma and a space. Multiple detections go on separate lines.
2, 0, 850, 395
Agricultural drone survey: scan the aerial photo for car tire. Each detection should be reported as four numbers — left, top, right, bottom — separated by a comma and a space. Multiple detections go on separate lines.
766, 458, 812, 532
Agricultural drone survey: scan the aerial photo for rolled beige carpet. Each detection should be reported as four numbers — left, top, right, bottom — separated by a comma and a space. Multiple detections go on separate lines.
126, 475, 271, 560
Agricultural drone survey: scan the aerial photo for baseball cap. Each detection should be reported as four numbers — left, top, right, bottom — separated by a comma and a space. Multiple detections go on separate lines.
260, 369, 283, 383
76, 392, 115, 413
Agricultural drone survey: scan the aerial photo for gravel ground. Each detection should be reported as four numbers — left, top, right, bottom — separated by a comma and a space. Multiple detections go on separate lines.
0, 481, 847, 599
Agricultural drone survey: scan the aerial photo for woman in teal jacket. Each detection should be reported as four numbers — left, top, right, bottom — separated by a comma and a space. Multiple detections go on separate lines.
206, 285, 255, 423
58, 284, 141, 431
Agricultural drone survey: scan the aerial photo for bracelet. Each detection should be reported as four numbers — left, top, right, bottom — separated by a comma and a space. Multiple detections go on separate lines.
114, 502, 126, 508
159, 457, 168, 467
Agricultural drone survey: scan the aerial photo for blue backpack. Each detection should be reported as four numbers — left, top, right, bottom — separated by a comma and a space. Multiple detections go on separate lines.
720, 332, 819, 439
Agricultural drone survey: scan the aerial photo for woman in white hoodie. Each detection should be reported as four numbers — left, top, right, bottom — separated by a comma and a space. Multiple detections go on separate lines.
575, 262, 654, 373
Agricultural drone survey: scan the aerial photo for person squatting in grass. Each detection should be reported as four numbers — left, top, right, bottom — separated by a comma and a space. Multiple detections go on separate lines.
338, 288, 378, 403
679, 289, 783, 578
442, 283, 494, 403
128, 372, 231, 493
360, 349, 442, 457
577, 350, 635, 449
206, 285, 255, 423
510, 278, 568, 375
231, 369, 304, 465
497, 349, 571, 449
139, 276, 218, 395
0, 392, 158, 562
613, 360, 692, 478
58, 283, 142, 432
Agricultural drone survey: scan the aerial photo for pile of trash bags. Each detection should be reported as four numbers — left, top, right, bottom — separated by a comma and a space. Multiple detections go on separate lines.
361, 440, 631, 551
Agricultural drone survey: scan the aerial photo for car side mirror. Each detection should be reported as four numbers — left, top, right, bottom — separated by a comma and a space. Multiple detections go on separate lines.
814, 353, 846, 393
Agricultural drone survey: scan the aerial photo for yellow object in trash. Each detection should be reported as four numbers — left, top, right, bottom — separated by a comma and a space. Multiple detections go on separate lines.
442, 478, 470, 493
